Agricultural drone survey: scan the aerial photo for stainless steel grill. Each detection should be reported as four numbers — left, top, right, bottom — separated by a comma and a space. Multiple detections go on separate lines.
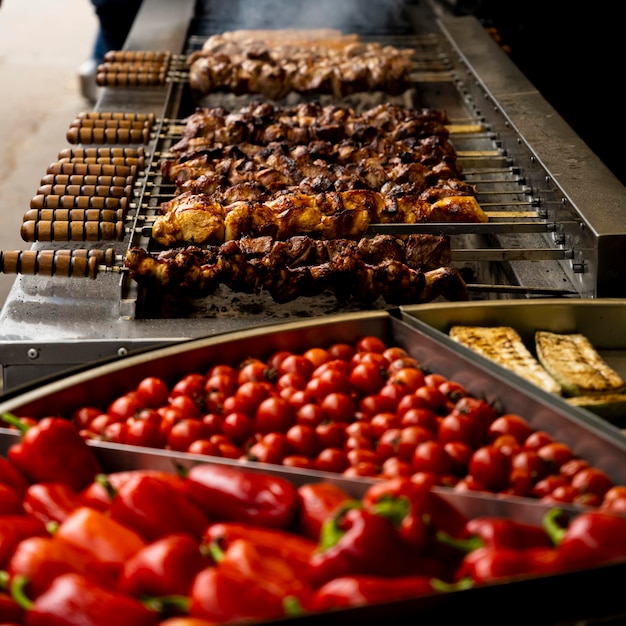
1, 0, 625, 390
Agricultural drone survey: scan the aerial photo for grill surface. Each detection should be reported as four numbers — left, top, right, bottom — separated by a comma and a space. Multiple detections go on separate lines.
1, 0, 626, 390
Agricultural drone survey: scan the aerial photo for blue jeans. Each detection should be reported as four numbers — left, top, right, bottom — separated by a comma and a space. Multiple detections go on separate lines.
90, 0, 143, 62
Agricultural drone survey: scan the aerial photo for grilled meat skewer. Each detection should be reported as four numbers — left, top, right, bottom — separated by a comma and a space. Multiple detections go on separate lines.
124, 234, 466, 304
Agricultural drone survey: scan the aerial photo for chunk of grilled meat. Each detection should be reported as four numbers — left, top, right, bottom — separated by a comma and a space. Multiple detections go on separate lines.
187, 35, 414, 98
151, 190, 487, 246
124, 234, 465, 304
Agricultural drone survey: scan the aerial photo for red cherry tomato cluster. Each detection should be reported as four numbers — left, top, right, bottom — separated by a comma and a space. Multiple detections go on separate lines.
72, 336, 622, 508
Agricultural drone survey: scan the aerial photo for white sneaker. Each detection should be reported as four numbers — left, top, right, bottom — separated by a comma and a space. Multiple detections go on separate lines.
78, 58, 100, 105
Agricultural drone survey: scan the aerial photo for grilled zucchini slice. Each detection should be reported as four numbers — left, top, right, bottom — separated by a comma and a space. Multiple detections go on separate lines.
535, 331, 625, 397
565, 394, 626, 421
449, 325, 562, 394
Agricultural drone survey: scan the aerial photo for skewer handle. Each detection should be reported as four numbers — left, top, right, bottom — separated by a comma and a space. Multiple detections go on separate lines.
0, 249, 117, 279
20, 220, 125, 242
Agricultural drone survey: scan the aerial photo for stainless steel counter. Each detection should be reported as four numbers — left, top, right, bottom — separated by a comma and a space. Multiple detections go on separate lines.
2, 0, 626, 391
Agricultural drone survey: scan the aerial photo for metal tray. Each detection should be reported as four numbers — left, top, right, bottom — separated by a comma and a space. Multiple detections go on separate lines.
0, 431, 625, 626
400, 299, 626, 427
0, 309, 625, 485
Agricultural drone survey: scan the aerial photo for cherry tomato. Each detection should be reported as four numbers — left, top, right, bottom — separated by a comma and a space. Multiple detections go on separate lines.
346, 448, 379, 468
380, 456, 413, 478
254, 396, 296, 434
452, 396, 498, 429
386, 357, 421, 374
204, 372, 237, 396
570, 467, 613, 498
376, 428, 402, 462
106, 393, 140, 422
187, 439, 221, 457
303, 347, 330, 368
125, 410, 167, 448
355, 336, 387, 354
350, 351, 389, 370
285, 389, 315, 411
510, 449, 549, 483
487, 414, 534, 444
369, 412, 401, 439
315, 422, 347, 449
382, 346, 409, 362
167, 418, 206, 452
399, 407, 439, 432
504, 467, 535, 498
247, 433, 290, 465
103, 421, 127, 444
285, 424, 321, 458
205, 390, 227, 414
267, 350, 293, 370
490, 434, 522, 458
542, 484, 578, 504
349, 362, 387, 395
413, 385, 449, 413
320, 392, 355, 423
296, 403, 327, 428
468, 445, 510, 492
170, 373, 206, 403
278, 354, 315, 380
397, 426, 436, 462
72, 406, 103, 430
275, 372, 307, 393
282, 455, 316, 470
411, 440, 453, 475
135, 376, 170, 408
345, 421, 375, 441
306, 369, 351, 399
221, 411, 254, 443
443, 440, 473, 476
312, 359, 351, 378
375, 384, 408, 410
438, 380, 467, 402
232, 381, 273, 416
157, 406, 185, 438
237, 360, 276, 386
358, 394, 392, 418
387, 368, 425, 394
424, 373, 448, 388
558, 458, 590, 479
536, 442, 574, 471
314, 448, 349, 473
326, 343, 356, 362
531, 475, 569, 498
437, 412, 485, 449
524, 430, 554, 450
168, 394, 203, 419
201, 412, 223, 436
344, 461, 380, 477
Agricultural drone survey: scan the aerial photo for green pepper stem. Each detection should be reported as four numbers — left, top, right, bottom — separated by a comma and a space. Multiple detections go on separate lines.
0, 413, 30, 434
141, 594, 190, 614
283, 596, 304, 617
318, 500, 362, 552
542, 507, 567, 547
208, 540, 225, 564
435, 529, 484, 554
95, 473, 118, 501
10, 575, 34, 610
431, 577, 475, 593
370, 495, 410, 529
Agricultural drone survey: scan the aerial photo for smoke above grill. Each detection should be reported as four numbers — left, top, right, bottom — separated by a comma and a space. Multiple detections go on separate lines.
195, 0, 414, 34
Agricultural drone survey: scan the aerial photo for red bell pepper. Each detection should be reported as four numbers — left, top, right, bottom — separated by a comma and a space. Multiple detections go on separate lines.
118, 533, 209, 597
23, 482, 84, 524
2, 414, 102, 492
0, 455, 30, 496
12, 572, 160, 626
183, 464, 299, 530
8, 535, 117, 598
0, 515, 49, 569
107, 472, 210, 542
189, 566, 287, 623
543, 507, 626, 570
437, 516, 553, 554
454, 544, 561, 583
0, 571, 23, 624
80, 469, 185, 511
203, 522, 318, 572
0, 483, 24, 515
213, 537, 313, 610
308, 502, 450, 588
312, 574, 437, 610
296, 482, 352, 541
53, 506, 146, 580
